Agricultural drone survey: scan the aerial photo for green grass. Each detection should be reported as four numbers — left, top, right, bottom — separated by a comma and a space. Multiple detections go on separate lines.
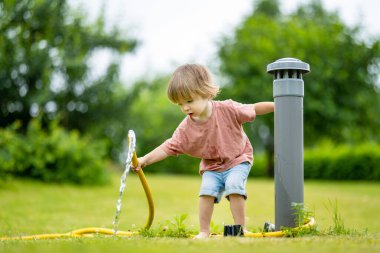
1, 171, 379, 253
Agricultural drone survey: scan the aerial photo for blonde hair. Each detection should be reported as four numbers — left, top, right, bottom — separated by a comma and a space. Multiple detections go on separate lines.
167, 64, 220, 103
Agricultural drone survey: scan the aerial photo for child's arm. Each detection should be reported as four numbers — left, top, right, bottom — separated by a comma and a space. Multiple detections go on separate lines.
254, 102, 274, 115
132, 146, 169, 171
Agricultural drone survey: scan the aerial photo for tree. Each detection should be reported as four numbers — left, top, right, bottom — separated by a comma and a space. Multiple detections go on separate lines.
0, 0, 138, 158
217, 0, 380, 176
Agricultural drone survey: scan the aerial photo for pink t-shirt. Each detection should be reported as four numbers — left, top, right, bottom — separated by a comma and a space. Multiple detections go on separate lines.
160, 100, 256, 175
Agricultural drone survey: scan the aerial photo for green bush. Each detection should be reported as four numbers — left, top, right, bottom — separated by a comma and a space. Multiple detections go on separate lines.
305, 142, 380, 180
0, 120, 109, 184
0, 123, 23, 181
250, 153, 267, 177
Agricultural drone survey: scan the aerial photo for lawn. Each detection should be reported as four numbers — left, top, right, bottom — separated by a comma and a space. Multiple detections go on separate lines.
0, 170, 379, 253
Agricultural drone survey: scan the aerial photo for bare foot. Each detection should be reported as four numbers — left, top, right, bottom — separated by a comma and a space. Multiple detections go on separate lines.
193, 232, 210, 239
243, 229, 253, 235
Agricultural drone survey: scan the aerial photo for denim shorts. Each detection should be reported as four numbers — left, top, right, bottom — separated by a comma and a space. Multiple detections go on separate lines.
199, 162, 251, 203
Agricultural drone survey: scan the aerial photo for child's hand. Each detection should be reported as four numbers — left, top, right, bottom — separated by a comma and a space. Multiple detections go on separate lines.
130, 147, 167, 172
131, 156, 148, 172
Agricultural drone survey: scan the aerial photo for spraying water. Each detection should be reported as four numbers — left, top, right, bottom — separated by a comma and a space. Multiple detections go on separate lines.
112, 130, 136, 234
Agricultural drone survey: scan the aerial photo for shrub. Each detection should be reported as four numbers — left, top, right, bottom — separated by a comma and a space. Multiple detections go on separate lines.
304, 142, 380, 180
0, 119, 109, 184
250, 152, 267, 177
0, 122, 24, 181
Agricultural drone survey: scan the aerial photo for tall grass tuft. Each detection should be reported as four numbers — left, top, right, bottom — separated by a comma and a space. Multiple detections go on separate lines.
140, 214, 196, 238
324, 200, 364, 236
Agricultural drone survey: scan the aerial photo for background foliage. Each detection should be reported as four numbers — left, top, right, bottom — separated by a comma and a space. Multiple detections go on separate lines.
0, 0, 136, 159
304, 142, 380, 180
250, 142, 380, 181
217, 0, 380, 175
0, 119, 108, 184
1, 0, 379, 183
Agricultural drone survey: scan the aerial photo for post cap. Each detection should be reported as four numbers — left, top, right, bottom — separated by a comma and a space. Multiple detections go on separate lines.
267, 58, 310, 75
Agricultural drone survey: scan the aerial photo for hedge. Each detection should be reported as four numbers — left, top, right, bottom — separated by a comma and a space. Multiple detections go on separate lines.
250, 142, 380, 180
304, 142, 380, 180
0, 120, 109, 184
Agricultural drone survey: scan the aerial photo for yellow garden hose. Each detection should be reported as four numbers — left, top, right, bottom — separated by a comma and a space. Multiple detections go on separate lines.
243, 217, 316, 238
0, 228, 137, 241
0, 218, 316, 240
133, 152, 154, 229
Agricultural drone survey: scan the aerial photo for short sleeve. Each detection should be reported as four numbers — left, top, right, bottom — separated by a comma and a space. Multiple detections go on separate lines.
159, 127, 184, 156
230, 100, 256, 124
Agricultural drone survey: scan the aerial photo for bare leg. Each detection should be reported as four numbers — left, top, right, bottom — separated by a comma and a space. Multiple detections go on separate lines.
229, 194, 245, 226
195, 195, 215, 238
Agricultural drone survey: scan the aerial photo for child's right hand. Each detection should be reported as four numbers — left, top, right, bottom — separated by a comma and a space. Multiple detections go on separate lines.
130, 147, 168, 172
131, 156, 148, 172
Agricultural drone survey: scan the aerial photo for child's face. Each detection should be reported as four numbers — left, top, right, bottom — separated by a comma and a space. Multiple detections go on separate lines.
176, 95, 211, 121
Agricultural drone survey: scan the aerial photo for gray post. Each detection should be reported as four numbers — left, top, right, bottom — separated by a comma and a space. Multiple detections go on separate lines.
267, 58, 310, 230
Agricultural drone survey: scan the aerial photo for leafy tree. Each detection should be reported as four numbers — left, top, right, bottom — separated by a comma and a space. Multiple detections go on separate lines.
217, 0, 380, 176
0, 0, 137, 158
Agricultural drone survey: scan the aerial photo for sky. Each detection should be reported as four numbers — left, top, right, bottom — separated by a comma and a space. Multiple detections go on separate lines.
68, 0, 380, 86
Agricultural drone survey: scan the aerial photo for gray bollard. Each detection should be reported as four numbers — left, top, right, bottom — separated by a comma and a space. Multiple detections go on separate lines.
267, 58, 310, 230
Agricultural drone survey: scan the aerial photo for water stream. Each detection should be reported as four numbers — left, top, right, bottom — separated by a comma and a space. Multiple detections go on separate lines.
112, 130, 136, 234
